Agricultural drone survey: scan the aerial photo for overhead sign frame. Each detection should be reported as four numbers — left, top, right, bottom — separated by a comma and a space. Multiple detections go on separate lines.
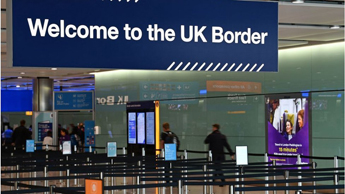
8, 0, 278, 72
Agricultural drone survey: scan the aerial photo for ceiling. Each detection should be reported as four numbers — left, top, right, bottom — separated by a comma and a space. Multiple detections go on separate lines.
1, 0, 344, 90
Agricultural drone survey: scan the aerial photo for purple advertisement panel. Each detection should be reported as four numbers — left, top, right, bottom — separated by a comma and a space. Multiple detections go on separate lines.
267, 98, 309, 167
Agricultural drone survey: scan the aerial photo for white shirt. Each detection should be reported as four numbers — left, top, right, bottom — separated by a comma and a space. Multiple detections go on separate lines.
43, 136, 53, 150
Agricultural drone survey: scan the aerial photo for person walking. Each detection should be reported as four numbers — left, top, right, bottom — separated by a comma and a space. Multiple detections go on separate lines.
12, 120, 32, 148
204, 124, 235, 186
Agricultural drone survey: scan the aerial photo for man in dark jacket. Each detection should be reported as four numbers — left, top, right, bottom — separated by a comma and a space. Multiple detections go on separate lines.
12, 120, 32, 148
204, 124, 235, 186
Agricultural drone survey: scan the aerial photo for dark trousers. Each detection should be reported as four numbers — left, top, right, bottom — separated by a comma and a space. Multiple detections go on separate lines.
213, 154, 225, 183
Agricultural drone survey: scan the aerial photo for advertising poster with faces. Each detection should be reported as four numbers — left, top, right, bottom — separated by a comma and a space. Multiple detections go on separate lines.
267, 97, 310, 167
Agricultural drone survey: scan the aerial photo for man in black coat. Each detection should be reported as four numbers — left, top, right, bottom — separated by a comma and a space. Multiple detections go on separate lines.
204, 124, 235, 186
12, 120, 32, 148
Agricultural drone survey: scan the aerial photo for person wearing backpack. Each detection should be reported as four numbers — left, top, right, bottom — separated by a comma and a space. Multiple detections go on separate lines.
204, 124, 235, 186
160, 122, 181, 183
160, 122, 180, 151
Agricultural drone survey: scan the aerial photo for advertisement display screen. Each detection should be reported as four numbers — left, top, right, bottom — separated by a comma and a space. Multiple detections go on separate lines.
128, 113, 137, 144
137, 113, 146, 144
146, 112, 155, 145
267, 97, 310, 167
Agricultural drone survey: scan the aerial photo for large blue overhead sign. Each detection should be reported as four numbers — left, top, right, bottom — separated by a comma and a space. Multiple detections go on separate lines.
54, 91, 93, 110
10, 0, 278, 72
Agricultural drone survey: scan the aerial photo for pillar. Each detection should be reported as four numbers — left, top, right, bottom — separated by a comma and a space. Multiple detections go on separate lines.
32, 77, 54, 111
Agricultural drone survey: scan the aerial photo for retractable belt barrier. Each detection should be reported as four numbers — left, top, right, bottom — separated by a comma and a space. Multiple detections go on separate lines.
1, 147, 344, 194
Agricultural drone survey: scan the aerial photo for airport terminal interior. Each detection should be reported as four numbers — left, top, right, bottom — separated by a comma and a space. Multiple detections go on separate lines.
1, 0, 345, 193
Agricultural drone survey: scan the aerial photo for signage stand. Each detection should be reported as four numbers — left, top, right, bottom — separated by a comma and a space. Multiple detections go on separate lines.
32, 111, 57, 149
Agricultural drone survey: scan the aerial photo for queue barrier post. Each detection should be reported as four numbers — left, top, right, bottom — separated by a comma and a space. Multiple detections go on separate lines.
161, 149, 166, 194
273, 160, 277, 194
178, 180, 183, 194
184, 150, 188, 194
132, 152, 135, 194
45, 144, 49, 151
122, 147, 127, 194
229, 185, 235, 194
59, 158, 63, 185
16, 164, 20, 190
10, 165, 14, 190
240, 166, 245, 194
111, 159, 115, 194
297, 154, 302, 188
203, 164, 207, 194
208, 150, 213, 194
142, 147, 146, 194
89, 146, 92, 153
284, 170, 289, 194
44, 166, 48, 194
264, 153, 269, 194
137, 160, 142, 194
49, 185, 56, 194
66, 169, 70, 187
169, 162, 173, 194
334, 156, 339, 194
312, 162, 317, 194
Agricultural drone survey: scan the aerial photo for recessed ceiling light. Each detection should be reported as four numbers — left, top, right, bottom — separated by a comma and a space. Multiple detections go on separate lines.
292, 0, 304, 3
16, 85, 20, 88
18, 77, 22, 79
51, 68, 58, 70
330, 25, 340, 29
20, 72, 25, 75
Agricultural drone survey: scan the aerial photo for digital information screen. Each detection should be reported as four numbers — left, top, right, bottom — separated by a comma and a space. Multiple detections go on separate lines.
137, 113, 146, 144
107, 142, 117, 157
128, 113, 137, 144
146, 112, 155, 145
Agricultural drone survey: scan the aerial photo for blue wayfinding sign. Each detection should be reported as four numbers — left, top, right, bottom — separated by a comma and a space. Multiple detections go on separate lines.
54, 92, 93, 111
26, 140, 35, 153
11, 0, 278, 72
164, 144, 177, 161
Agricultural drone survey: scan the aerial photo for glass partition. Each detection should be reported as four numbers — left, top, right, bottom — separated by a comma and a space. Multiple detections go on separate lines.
94, 42, 344, 167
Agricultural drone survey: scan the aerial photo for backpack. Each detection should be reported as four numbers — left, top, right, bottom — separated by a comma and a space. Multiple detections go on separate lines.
71, 134, 81, 146
164, 131, 180, 150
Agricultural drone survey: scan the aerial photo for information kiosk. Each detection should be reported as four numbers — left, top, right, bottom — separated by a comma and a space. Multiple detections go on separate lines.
126, 101, 160, 156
